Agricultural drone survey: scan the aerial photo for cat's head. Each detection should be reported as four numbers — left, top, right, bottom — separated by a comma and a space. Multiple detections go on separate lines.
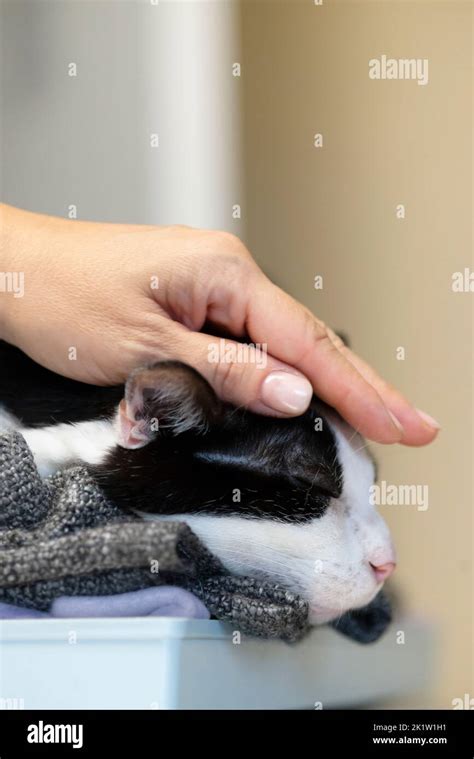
102, 361, 396, 625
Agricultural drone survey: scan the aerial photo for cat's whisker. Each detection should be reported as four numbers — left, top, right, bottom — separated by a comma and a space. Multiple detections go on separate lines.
216, 550, 342, 583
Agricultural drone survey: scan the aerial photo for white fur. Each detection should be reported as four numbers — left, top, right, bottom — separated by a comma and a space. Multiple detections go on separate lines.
21, 421, 117, 478
144, 415, 396, 625
0, 406, 117, 478
0, 405, 21, 433
1, 403, 395, 624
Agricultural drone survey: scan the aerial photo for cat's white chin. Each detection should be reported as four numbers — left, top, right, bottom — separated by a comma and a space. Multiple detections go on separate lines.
309, 585, 383, 626
309, 607, 346, 625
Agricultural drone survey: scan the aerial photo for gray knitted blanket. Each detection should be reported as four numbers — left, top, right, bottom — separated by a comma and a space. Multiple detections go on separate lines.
0, 432, 391, 643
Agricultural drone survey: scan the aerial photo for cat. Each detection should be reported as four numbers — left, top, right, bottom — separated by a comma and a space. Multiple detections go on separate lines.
0, 340, 396, 625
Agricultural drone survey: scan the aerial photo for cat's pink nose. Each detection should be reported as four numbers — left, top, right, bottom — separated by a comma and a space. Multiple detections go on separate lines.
370, 561, 396, 583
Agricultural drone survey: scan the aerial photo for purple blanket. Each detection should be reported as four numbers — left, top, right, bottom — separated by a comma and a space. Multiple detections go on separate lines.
0, 586, 210, 620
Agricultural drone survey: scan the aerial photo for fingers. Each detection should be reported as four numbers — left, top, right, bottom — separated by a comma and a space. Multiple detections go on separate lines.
325, 328, 440, 446
242, 275, 438, 445
172, 330, 314, 418
149, 233, 438, 447
171, 329, 404, 443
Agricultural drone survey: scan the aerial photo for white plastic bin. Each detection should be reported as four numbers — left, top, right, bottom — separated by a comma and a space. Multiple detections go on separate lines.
0, 616, 433, 709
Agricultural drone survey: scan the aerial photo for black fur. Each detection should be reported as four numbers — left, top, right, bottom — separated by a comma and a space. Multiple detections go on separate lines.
93, 404, 342, 522
0, 341, 121, 425
0, 340, 343, 523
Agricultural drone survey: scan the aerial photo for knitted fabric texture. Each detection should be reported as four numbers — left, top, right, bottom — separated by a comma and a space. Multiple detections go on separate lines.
0, 432, 391, 643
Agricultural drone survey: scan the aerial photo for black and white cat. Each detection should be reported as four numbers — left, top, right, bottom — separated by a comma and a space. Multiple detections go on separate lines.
0, 340, 396, 625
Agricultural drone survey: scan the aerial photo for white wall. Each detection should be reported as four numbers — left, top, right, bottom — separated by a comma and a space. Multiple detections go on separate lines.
0, 0, 243, 232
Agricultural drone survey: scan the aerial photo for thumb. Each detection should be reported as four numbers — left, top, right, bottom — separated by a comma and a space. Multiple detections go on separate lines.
175, 331, 313, 416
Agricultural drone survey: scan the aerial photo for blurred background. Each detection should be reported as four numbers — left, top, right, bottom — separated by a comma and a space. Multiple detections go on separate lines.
241, 0, 473, 709
1, 0, 472, 708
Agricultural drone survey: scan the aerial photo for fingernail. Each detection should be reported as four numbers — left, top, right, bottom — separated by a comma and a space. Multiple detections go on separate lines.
387, 409, 404, 436
416, 408, 441, 430
261, 371, 313, 414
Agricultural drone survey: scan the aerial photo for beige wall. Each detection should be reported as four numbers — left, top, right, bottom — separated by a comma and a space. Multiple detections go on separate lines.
241, 0, 473, 707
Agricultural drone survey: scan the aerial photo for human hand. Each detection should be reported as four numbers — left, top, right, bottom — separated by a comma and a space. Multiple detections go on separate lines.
0, 203, 439, 445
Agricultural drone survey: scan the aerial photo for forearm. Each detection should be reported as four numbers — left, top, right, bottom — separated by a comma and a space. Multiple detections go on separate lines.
0, 203, 73, 347
0, 202, 23, 344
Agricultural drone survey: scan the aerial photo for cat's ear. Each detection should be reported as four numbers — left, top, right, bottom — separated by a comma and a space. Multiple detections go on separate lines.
116, 361, 221, 449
